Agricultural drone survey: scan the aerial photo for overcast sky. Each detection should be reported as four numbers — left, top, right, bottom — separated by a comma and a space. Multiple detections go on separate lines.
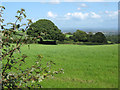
1, 0, 119, 32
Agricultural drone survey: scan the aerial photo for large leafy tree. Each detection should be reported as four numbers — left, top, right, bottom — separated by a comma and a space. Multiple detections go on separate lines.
87, 32, 94, 42
26, 19, 65, 41
93, 32, 107, 44
72, 30, 88, 42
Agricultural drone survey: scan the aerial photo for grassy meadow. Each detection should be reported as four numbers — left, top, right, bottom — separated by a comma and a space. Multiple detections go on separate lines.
16, 44, 118, 88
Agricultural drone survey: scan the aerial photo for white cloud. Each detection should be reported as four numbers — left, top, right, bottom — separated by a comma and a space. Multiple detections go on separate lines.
65, 12, 101, 20
47, 11, 57, 18
77, 8, 81, 10
49, 0, 60, 4
105, 11, 109, 14
105, 11, 118, 17
80, 3, 87, 7
0, 1, 2, 5
39, 0, 60, 4
65, 12, 89, 20
63, 0, 75, 2
109, 11, 118, 17
90, 12, 101, 18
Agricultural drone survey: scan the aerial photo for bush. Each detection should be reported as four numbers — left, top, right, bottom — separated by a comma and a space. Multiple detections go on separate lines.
1, 6, 63, 89
64, 37, 71, 41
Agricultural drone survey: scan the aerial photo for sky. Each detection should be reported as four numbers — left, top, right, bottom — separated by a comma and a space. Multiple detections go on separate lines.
1, 0, 119, 32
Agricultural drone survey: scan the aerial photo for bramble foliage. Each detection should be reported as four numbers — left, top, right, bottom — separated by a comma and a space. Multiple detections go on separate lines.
0, 6, 63, 89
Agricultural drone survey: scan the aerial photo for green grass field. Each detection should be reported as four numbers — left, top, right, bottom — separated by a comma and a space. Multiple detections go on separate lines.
19, 44, 118, 88
66, 34, 73, 38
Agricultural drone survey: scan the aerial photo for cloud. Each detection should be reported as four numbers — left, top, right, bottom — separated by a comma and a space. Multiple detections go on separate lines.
77, 8, 81, 10
39, 0, 60, 4
0, 1, 2, 5
77, 3, 87, 11
47, 11, 57, 18
63, 0, 75, 2
65, 12, 89, 20
90, 12, 101, 18
48, 0, 60, 4
80, 3, 87, 7
105, 11, 118, 17
65, 12, 101, 20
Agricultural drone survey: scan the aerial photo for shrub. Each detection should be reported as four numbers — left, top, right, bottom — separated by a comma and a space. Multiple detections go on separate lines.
1, 6, 63, 89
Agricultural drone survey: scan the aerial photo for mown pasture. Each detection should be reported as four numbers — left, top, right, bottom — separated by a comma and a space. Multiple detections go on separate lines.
17, 44, 118, 88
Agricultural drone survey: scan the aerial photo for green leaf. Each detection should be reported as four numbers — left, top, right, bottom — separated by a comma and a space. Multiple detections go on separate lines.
19, 17, 23, 22
1, 26, 4, 29
21, 24, 26, 27
21, 8, 25, 12
17, 10, 20, 13
16, 24, 20, 28
22, 29, 25, 32
0, 6, 5, 9
15, 16, 19, 18
27, 19, 32, 23
7, 23, 14, 25
23, 13, 26, 18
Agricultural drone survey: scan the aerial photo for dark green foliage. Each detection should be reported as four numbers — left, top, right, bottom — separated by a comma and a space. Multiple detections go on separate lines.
26, 19, 65, 41
72, 30, 88, 42
87, 32, 94, 42
65, 37, 71, 41
118, 35, 120, 43
38, 41, 57, 45
106, 34, 119, 44
65, 30, 108, 44
66, 32, 72, 35
93, 32, 107, 44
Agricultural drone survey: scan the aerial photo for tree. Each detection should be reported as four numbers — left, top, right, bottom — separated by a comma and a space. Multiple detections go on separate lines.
93, 32, 107, 44
66, 32, 72, 35
1, 6, 63, 89
87, 32, 94, 42
106, 34, 118, 44
26, 19, 65, 41
72, 30, 88, 42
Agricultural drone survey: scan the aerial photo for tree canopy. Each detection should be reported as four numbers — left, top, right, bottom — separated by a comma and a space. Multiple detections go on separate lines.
72, 30, 88, 42
93, 32, 107, 44
26, 19, 65, 41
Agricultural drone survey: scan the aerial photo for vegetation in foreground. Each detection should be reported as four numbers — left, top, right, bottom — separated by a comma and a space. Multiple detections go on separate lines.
19, 44, 118, 88
1, 7, 63, 89
1, 5, 118, 89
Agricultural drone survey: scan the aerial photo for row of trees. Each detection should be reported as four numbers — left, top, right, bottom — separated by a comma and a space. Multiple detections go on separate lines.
26, 19, 108, 44
69, 30, 107, 44
106, 34, 120, 44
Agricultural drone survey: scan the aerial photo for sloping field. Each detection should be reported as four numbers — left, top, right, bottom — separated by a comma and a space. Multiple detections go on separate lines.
20, 44, 118, 88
